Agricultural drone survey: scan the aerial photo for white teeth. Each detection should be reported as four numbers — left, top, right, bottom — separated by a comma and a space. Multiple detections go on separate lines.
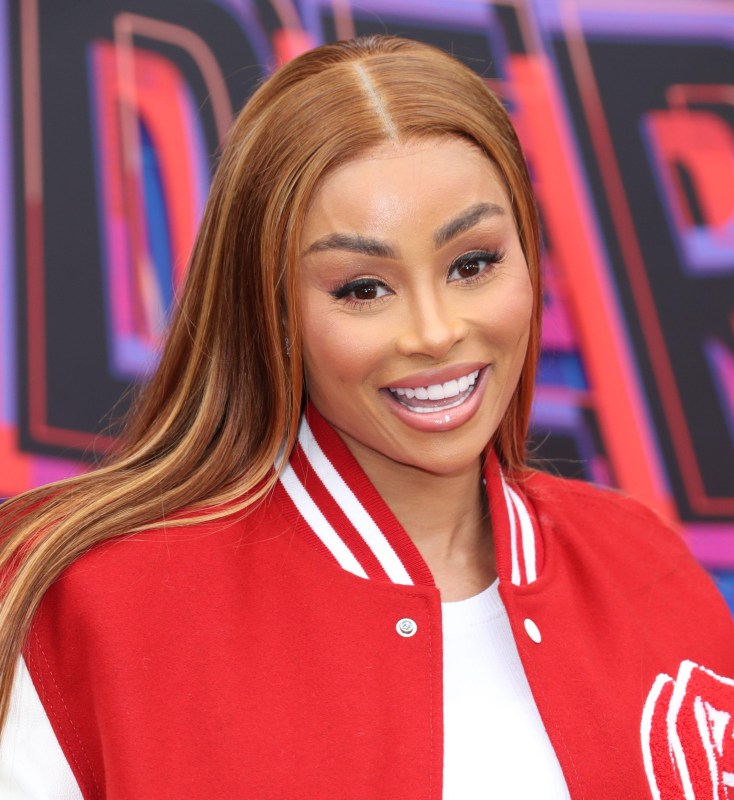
400, 394, 469, 413
444, 379, 460, 398
389, 369, 481, 403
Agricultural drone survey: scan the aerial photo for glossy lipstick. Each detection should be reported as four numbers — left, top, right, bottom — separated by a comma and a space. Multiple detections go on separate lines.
382, 363, 490, 432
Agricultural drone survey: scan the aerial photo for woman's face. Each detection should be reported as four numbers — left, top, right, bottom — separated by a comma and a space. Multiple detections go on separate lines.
297, 137, 533, 477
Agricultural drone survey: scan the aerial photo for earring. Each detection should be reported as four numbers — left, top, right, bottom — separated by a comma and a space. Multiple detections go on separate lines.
285, 336, 291, 357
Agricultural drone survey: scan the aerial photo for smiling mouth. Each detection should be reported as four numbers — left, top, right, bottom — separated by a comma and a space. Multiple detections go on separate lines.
387, 369, 481, 413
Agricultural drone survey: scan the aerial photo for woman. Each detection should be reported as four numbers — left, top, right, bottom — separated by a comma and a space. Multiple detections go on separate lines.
1, 35, 733, 799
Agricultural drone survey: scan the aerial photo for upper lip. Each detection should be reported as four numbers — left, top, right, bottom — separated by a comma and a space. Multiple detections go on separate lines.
384, 362, 487, 390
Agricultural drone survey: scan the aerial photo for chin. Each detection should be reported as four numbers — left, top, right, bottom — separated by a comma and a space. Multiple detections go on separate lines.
385, 431, 493, 478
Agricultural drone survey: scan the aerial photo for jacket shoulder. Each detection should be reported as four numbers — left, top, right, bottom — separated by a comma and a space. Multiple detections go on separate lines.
34, 493, 293, 625
521, 470, 734, 667
521, 469, 734, 644
523, 468, 691, 560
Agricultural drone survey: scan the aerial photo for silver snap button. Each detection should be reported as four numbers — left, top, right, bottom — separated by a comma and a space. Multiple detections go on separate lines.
396, 618, 417, 637
524, 618, 541, 643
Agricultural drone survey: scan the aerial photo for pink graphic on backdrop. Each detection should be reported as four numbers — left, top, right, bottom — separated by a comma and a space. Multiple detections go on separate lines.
0, 0, 730, 575
645, 106, 734, 274
89, 41, 209, 379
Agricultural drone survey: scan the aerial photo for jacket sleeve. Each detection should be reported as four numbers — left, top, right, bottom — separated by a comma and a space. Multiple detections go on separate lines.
0, 656, 83, 799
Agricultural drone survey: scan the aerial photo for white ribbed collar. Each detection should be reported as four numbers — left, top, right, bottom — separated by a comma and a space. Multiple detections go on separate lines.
275, 405, 543, 589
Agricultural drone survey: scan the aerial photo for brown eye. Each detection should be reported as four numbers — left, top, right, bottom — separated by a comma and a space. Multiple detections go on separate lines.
456, 261, 481, 279
353, 284, 378, 300
448, 250, 503, 283
330, 277, 392, 304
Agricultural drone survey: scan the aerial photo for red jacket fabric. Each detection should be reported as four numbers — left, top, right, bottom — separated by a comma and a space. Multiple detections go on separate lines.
24, 406, 734, 799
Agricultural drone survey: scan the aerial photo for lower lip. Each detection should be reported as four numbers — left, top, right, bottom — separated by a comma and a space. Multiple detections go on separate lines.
382, 366, 490, 433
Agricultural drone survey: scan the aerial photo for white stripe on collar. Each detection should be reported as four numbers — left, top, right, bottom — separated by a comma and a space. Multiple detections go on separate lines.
501, 475, 522, 585
279, 458, 369, 579
507, 483, 538, 584
278, 413, 539, 588
297, 419, 414, 585
500, 473, 538, 586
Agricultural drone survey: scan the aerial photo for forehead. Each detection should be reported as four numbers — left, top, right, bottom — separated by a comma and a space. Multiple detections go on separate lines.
301, 137, 512, 243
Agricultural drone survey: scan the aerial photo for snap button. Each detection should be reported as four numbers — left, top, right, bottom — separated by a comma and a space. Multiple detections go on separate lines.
524, 618, 541, 643
396, 618, 417, 637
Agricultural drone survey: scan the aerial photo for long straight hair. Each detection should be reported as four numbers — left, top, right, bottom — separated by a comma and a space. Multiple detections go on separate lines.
0, 35, 541, 732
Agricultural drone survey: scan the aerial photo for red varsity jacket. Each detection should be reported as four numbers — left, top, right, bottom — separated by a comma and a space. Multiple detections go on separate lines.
22, 407, 734, 798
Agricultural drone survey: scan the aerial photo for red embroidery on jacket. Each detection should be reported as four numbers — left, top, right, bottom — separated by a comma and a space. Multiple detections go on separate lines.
642, 660, 734, 799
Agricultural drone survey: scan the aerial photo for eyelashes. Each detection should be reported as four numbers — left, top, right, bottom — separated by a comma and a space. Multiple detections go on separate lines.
448, 249, 505, 283
330, 277, 390, 303
329, 248, 506, 308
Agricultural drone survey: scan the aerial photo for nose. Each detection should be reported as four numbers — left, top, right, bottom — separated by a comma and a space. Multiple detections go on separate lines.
395, 288, 469, 360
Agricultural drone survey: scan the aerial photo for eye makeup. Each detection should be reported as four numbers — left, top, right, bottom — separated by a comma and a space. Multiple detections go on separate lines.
326, 245, 507, 309
448, 248, 506, 283
329, 277, 391, 302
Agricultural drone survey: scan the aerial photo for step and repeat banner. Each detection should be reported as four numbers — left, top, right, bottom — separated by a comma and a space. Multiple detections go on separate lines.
1, 0, 732, 606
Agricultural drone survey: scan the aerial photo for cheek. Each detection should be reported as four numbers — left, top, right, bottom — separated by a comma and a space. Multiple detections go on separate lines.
300, 301, 387, 393
478, 272, 534, 349
301, 308, 343, 389
509, 288, 534, 349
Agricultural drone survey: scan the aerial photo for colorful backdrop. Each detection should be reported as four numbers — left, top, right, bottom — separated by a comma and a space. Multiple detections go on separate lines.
1, 0, 733, 610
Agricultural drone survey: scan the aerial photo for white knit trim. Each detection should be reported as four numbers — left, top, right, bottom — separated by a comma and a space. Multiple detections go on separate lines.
500, 473, 537, 586
501, 475, 521, 585
282, 419, 537, 589
279, 458, 369, 579
298, 418, 413, 585
507, 485, 537, 584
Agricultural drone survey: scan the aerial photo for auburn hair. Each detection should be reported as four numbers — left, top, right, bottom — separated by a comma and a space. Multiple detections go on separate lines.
0, 35, 541, 731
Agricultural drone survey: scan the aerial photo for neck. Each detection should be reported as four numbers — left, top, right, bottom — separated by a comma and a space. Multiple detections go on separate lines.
338, 432, 496, 601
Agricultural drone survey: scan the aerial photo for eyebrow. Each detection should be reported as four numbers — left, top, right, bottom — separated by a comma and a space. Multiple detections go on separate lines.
303, 201, 506, 258
303, 233, 397, 259
433, 202, 506, 248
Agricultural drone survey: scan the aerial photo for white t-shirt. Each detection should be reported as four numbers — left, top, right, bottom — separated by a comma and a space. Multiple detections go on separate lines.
442, 580, 571, 799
